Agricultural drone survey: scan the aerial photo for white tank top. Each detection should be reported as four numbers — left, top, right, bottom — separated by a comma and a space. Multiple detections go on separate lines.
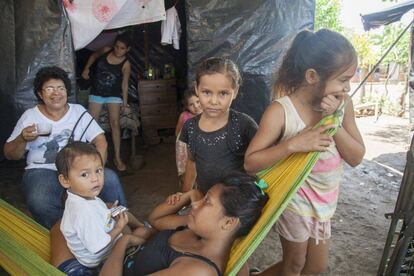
276, 96, 344, 221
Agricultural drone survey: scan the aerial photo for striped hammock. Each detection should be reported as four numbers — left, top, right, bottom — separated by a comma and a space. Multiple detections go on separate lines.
0, 198, 64, 275
225, 114, 340, 275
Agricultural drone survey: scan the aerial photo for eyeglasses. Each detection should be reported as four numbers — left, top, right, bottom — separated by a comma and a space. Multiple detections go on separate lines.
42, 86, 67, 94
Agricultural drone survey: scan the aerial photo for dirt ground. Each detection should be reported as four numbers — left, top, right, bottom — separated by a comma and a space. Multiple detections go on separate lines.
0, 114, 412, 275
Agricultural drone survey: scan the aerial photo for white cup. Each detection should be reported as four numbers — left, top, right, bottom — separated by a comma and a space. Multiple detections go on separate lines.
36, 123, 52, 136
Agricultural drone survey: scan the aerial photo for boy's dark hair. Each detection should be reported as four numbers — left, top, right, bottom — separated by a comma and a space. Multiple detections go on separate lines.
56, 142, 103, 179
273, 28, 357, 98
218, 172, 268, 237
33, 66, 72, 103
182, 88, 198, 107
195, 57, 242, 89
115, 33, 132, 48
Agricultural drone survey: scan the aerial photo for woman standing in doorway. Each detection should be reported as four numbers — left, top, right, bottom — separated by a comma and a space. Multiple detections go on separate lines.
82, 33, 131, 172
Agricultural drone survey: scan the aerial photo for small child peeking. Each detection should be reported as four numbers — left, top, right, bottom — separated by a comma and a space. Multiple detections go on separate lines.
56, 142, 146, 271
175, 89, 202, 187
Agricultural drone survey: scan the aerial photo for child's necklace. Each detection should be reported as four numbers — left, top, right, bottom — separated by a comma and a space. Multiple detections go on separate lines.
293, 93, 324, 113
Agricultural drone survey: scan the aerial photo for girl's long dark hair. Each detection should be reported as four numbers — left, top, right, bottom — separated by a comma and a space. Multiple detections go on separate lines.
273, 29, 357, 99
219, 172, 269, 237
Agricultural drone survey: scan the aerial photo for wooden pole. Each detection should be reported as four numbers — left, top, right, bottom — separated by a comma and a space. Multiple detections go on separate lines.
144, 24, 149, 70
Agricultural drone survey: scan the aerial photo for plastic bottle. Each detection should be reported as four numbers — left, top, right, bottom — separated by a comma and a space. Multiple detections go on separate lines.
163, 64, 171, 79
170, 64, 176, 79
148, 65, 154, 80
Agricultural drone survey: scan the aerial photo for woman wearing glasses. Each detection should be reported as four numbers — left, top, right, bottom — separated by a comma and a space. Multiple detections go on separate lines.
3, 66, 127, 229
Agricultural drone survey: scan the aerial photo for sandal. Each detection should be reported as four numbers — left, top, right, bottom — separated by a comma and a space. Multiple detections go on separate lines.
249, 267, 261, 275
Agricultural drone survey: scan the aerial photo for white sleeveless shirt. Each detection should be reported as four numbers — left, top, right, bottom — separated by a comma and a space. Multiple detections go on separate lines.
276, 96, 344, 221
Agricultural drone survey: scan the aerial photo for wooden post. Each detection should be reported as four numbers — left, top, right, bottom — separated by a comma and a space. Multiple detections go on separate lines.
144, 24, 149, 70
409, 13, 414, 129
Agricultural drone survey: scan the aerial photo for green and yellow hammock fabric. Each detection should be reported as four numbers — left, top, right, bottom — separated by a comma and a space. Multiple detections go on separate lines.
0, 198, 64, 275
0, 114, 339, 276
226, 114, 340, 275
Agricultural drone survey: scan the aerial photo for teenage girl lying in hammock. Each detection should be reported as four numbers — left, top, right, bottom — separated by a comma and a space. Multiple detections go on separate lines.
51, 172, 268, 276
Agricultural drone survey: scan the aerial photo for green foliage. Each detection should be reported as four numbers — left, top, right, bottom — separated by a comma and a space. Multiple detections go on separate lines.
315, 0, 343, 32
347, 32, 378, 68
315, 0, 409, 68
370, 23, 410, 65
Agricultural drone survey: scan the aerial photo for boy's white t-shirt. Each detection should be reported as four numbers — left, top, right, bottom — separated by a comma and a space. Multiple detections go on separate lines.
6, 104, 103, 170
60, 191, 118, 267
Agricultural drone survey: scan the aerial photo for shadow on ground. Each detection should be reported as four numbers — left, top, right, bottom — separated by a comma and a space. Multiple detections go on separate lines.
373, 152, 407, 174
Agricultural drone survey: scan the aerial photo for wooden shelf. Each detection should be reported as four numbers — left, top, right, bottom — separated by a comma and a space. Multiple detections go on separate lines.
138, 79, 177, 144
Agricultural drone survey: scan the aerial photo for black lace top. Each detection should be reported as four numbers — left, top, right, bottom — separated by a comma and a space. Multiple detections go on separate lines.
179, 109, 257, 192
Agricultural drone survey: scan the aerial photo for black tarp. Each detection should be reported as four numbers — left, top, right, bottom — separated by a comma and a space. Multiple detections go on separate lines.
361, 0, 414, 31
9, 1, 76, 116
186, 0, 315, 122
0, 0, 76, 160
0, 0, 16, 161
0, 0, 315, 159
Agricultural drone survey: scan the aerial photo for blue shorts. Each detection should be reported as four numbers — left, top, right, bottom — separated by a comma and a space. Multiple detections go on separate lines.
58, 258, 98, 276
89, 95, 123, 104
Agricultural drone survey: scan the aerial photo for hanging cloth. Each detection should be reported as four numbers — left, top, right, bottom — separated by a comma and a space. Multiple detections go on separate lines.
161, 6, 181, 50
64, 0, 166, 50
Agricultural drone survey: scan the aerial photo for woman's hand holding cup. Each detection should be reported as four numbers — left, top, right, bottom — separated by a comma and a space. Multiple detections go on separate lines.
20, 124, 39, 142
35, 123, 52, 136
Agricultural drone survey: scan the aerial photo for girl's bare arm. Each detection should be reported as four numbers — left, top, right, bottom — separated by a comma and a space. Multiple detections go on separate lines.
81, 46, 111, 79
175, 113, 185, 136
244, 101, 335, 174
148, 189, 203, 231
121, 61, 131, 107
244, 102, 289, 173
182, 152, 196, 192
333, 99, 365, 167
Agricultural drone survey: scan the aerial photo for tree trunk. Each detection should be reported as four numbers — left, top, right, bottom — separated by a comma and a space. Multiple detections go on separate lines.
385, 62, 398, 97
398, 73, 409, 117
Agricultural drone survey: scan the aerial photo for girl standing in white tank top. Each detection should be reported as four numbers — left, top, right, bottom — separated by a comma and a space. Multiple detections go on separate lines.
245, 29, 365, 275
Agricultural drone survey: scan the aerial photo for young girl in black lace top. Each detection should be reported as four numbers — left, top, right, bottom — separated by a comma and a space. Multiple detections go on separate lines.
179, 57, 258, 193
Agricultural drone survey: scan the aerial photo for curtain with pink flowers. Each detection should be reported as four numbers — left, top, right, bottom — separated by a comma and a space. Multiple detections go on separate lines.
64, 0, 166, 50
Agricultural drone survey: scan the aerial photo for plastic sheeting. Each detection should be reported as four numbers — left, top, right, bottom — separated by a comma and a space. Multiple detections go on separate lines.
186, 0, 315, 122
0, 0, 76, 159
361, 0, 414, 31
0, 0, 16, 160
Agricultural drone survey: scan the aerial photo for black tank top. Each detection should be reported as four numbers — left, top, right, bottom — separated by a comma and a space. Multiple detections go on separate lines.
123, 228, 222, 276
90, 52, 127, 98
